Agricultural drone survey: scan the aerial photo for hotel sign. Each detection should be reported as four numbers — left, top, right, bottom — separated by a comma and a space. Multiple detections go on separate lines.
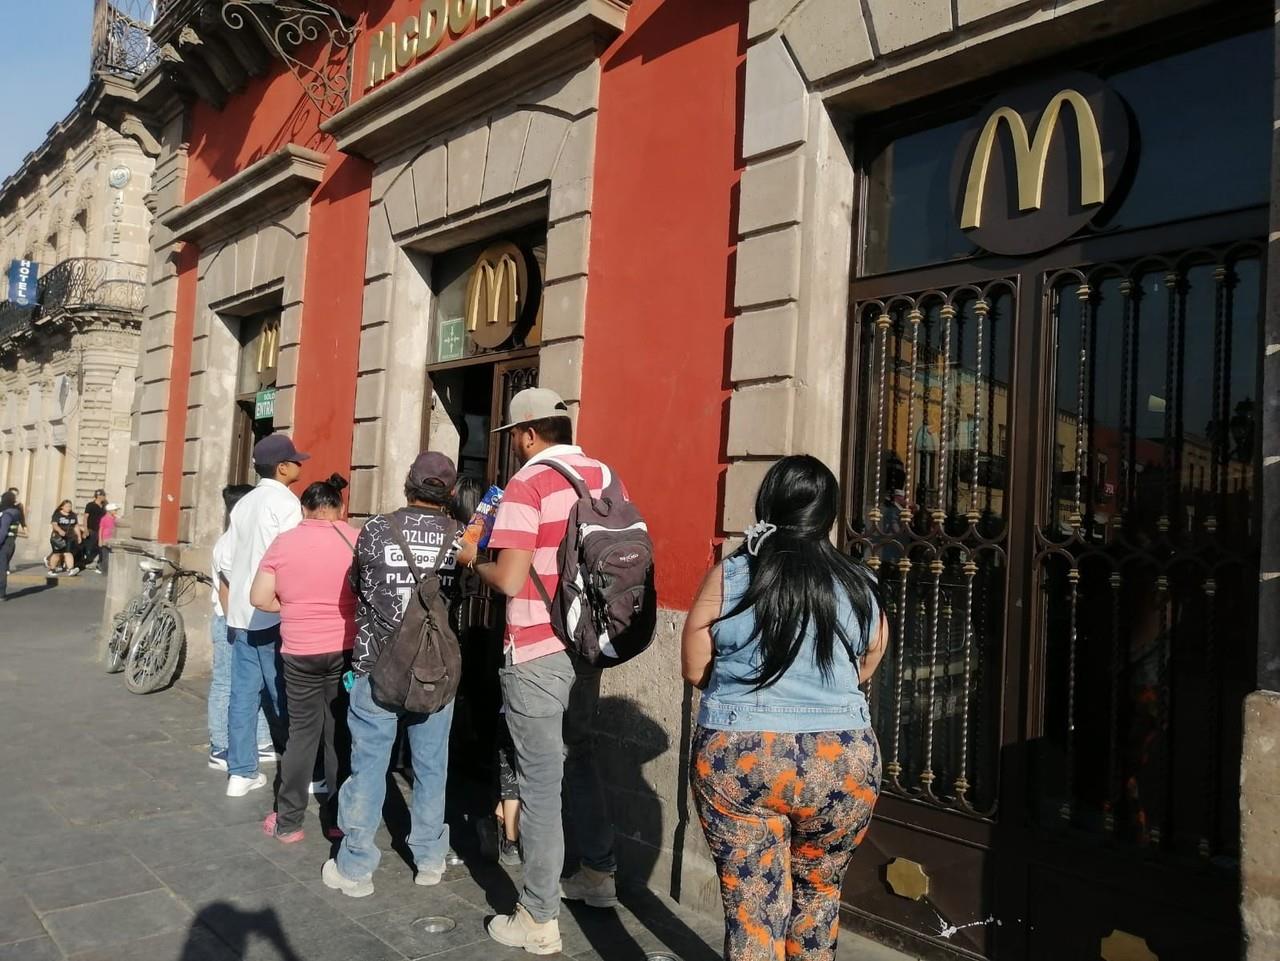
952, 73, 1130, 256
366, 0, 522, 92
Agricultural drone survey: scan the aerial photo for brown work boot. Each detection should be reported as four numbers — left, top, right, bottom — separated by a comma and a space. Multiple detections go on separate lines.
486, 903, 562, 955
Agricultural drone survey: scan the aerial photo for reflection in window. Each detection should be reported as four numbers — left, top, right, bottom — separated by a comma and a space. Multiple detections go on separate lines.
847, 280, 1016, 816
1038, 247, 1260, 856
860, 28, 1270, 276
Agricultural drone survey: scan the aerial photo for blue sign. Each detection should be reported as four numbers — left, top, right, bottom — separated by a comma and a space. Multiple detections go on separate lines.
7, 260, 37, 306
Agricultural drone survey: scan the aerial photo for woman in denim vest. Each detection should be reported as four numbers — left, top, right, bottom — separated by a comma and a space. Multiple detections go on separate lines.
682, 455, 888, 961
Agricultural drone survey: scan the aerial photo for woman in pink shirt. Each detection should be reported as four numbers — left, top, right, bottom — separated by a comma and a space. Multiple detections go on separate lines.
251, 473, 357, 843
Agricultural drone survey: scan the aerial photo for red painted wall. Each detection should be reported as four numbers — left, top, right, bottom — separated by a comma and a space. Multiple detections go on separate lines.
579, 0, 747, 607
160, 0, 750, 610
158, 243, 199, 543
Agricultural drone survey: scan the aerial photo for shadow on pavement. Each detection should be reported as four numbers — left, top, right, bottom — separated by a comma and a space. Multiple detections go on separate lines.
184, 905, 303, 960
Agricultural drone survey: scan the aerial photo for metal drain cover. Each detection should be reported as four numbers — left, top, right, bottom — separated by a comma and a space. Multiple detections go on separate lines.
644, 953, 683, 961
411, 916, 457, 935
445, 850, 465, 866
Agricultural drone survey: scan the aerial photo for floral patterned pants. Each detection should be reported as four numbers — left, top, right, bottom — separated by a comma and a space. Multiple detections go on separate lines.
692, 727, 881, 961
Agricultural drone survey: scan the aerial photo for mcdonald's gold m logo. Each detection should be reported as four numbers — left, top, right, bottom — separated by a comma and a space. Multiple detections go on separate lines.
465, 241, 529, 351
960, 88, 1106, 231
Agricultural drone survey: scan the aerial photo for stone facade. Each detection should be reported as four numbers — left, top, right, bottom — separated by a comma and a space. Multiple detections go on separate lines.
0, 96, 152, 565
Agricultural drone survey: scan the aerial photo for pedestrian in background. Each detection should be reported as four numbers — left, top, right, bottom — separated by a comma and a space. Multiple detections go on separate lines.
47, 500, 81, 576
0, 491, 21, 600
207, 484, 273, 774
251, 473, 357, 844
97, 502, 119, 577
681, 455, 888, 961
218, 434, 307, 797
81, 489, 108, 572
6, 488, 26, 544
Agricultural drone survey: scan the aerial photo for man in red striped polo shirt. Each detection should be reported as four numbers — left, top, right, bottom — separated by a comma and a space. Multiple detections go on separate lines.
456, 387, 619, 955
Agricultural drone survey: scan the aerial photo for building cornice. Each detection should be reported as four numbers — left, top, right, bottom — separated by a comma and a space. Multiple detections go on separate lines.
160, 144, 326, 247
0, 92, 99, 211
321, 0, 629, 161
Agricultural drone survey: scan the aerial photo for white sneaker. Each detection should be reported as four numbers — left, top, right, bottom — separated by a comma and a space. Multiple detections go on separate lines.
226, 773, 267, 797
486, 904, 562, 955
308, 780, 328, 795
414, 862, 445, 886
322, 858, 374, 898
257, 745, 280, 764
559, 865, 619, 908
67, 568, 80, 577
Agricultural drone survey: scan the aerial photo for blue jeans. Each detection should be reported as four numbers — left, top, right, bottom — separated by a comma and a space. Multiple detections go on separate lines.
336, 674, 454, 880
228, 625, 286, 777
207, 615, 271, 754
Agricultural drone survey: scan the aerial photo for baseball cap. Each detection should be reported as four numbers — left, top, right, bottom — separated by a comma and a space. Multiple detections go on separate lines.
406, 451, 458, 491
491, 387, 571, 433
94, 488, 106, 497
252, 433, 311, 467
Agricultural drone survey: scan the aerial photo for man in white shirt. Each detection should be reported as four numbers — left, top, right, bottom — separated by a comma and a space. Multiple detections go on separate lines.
219, 434, 307, 797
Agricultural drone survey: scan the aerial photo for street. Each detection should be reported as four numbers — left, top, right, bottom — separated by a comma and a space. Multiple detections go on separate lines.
0, 575, 912, 961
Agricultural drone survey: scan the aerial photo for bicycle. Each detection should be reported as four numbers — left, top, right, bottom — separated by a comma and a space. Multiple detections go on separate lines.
105, 546, 209, 694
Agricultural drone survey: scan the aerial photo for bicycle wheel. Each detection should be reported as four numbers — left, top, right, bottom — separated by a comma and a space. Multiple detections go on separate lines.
124, 602, 186, 694
105, 596, 148, 674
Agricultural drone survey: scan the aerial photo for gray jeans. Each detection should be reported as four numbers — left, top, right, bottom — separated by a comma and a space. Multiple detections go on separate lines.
499, 648, 616, 922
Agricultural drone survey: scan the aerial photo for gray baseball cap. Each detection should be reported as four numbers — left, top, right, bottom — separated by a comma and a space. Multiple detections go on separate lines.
491, 388, 571, 433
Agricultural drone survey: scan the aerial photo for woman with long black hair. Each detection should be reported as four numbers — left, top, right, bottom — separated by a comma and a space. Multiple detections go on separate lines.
250, 473, 357, 842
681, 455, 888, 961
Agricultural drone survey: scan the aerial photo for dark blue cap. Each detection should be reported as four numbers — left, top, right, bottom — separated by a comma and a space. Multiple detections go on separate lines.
252, 433, 310, 467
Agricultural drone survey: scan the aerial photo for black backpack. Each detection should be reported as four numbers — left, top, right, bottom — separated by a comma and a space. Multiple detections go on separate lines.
368, 514, 462, 715
529, 460, 657, 667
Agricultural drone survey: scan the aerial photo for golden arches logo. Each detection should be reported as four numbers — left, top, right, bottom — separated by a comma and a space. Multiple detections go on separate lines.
465, 242, 528, 350
960, 88, 1106, 231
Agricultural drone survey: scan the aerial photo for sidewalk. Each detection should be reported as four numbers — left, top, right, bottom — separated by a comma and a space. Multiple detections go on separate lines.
0, 578, 917, 961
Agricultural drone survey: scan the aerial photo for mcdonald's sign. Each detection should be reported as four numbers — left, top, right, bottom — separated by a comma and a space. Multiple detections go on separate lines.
464, 241, 537, 350
952, 73, 1130, 256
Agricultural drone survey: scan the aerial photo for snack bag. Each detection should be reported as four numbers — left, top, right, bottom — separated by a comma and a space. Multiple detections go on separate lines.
461, 485, 504, 550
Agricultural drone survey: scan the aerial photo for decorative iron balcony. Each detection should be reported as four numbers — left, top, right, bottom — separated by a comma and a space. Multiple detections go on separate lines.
39, 258, 148, 317
0, 303, 37, 343
92, 0, 160, 79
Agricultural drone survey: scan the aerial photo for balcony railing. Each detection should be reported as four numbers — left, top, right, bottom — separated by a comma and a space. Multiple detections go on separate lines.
92, 0, 159, 79
39, 258, 148, 316
0, 303, 37, 342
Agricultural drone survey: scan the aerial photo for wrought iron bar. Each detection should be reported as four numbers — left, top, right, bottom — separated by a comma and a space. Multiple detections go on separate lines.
1062, 564, 1080, 821
869, 312, 892, 526
92, 0, 159, 79
221, 0, 359, 117
968, 299, 988, 524
1159, 272, 1179, 535
1105, 569, 1123, 833
38, 258, 147, 316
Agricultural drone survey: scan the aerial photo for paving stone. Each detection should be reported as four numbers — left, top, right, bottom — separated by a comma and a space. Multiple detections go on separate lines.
355, 890, 489, 958
1, 830, 130, 877
6, 798, 72, 839
42, 889, 191, 956
66, 923, 237, 961
0, 897, 43, 947
22, 855, 161, 914
152, 850, 295, 907
118, 824, 256, 871
0, 937, 62, 961
46, 780, 194, 827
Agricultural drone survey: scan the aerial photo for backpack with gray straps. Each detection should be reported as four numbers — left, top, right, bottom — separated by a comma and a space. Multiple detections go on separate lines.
369, 513, 462, 714
529, 460, 656, 667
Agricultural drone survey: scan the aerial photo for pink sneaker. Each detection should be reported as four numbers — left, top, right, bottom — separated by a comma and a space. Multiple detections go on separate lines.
262, 812, 304, 844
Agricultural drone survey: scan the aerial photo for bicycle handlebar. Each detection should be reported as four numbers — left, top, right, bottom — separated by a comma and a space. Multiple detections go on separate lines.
113, 543, 212, 586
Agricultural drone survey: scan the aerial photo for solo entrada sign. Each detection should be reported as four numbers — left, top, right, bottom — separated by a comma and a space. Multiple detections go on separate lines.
952, 72, 1131, 256
366, 0, 521, 92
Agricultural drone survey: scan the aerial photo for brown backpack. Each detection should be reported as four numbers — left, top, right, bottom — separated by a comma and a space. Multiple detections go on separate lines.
368, 514, 461, 715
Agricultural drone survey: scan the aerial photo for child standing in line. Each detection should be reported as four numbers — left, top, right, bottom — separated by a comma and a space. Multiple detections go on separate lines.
98, 503, 119, 577
452, 476, 521, 865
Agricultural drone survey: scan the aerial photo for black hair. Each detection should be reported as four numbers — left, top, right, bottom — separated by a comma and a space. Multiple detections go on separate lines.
0, 491, 14, 509
301, 473, 348, 512
451, 476, 486, 524
405, 477, 451, 507
254, 462, 277, 479
523, 416, 573, 446
221, 484, 255, 513
717, 455, 881, 690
